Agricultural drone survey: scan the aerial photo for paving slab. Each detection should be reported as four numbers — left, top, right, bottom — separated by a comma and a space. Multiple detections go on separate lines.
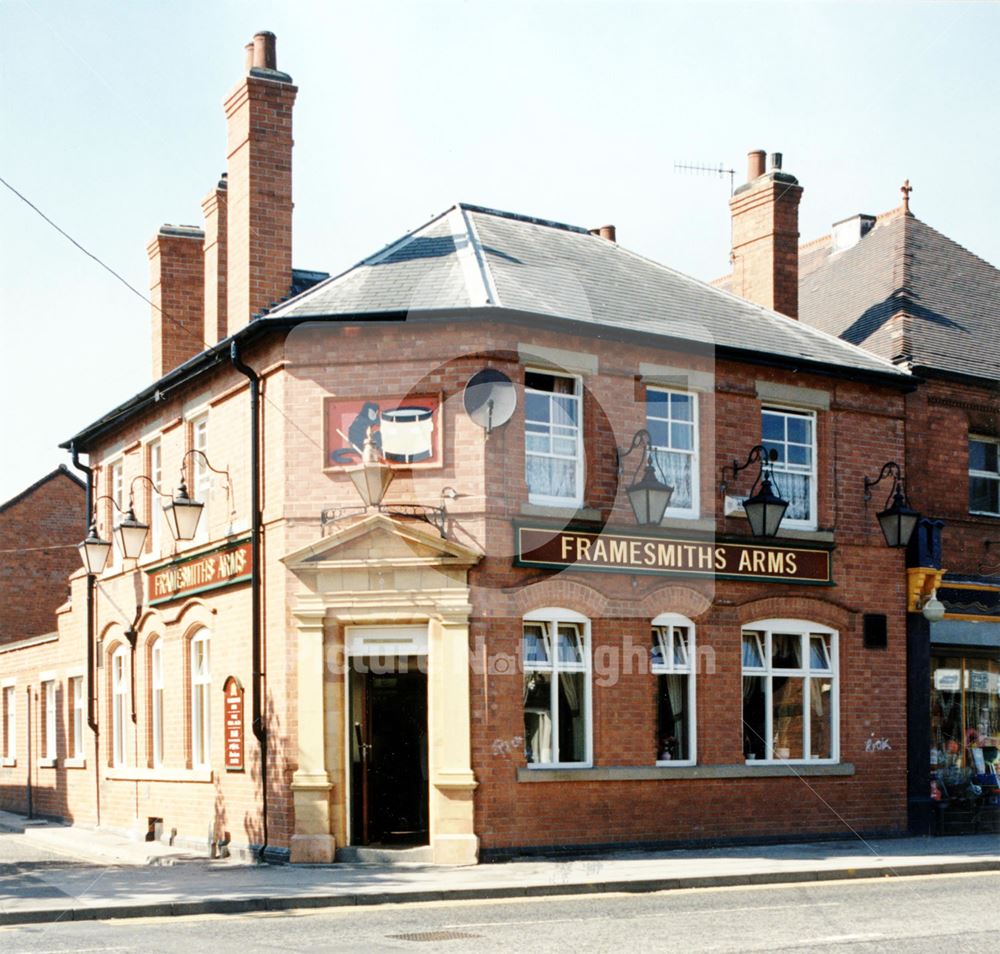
0, 810, 997, 926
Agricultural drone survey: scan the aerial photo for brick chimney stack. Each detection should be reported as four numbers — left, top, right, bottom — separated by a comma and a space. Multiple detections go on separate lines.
729, 149, 803, 319
146, 225, 205, 379
224, 31, 297, 335
201, 173, 228, 345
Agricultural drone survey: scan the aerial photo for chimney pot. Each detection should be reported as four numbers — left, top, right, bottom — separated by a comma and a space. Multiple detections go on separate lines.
747, 150, 766, 180
244, 43, 254, 72
588, 225, 617, 242
770, 152, 783, 171
252, 31, 277, 70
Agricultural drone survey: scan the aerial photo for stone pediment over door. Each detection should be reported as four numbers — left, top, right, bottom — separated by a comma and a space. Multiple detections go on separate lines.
282, 513, 481, 620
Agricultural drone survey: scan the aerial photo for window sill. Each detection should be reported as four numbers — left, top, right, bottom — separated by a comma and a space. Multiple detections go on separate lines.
517, 762, 854, 782
522, 503, 602, 522
64, 757, 86, 769
37, 758, 57, 769
1, 758, 16, 768
658, 515, 715, 531
774, 528, 833, 543
106, 767, 213, 783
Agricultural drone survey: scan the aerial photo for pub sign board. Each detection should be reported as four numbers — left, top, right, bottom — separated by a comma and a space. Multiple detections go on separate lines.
146, 538, 252, 606
223, 676, 245, 773
515, 524, 833, 585
324, 394, 443, 471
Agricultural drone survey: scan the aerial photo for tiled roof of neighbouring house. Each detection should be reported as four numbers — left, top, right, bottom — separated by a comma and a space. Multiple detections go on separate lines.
796, 210, 1000, 383
265, 203, 908, 380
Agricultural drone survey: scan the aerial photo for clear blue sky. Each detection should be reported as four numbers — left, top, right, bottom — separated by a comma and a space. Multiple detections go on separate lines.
2, 0, 998, 504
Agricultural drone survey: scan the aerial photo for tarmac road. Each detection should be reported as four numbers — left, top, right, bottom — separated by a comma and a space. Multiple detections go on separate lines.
1, 870, 997, 953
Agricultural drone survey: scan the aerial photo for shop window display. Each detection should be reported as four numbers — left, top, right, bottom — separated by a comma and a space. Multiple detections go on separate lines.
930, 654, 1000, 831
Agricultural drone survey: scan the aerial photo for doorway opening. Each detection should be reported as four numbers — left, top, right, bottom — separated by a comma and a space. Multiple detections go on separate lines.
349, 655, 428, 847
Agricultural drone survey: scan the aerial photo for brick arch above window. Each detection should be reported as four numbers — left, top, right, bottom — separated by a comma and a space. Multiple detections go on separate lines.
637, 585, 712, 622
136, 608, 167, 641
99, 620, 127, 651
512, 578, 610, 619
170, 598, 216, 637
734, 595, 856, 634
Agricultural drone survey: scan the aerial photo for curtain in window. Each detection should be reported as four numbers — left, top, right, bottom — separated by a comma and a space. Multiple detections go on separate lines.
775, 471, 810, 521
667, 674, 685, 757
526, 456, 575, 500
652, 449, 691, 510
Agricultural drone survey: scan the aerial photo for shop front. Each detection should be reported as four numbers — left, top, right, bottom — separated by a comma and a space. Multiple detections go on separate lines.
927, 581, 1000, 834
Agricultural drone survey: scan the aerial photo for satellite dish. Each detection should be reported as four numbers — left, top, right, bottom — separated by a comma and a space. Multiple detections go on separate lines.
463, 369, 517, 435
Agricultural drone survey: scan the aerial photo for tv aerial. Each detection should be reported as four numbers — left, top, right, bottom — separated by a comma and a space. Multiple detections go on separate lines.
463, 368, 516, 436
673, 160, 736, 196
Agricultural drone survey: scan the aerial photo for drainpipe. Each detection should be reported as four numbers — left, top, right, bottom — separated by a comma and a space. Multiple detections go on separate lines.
229, 340, 267, 860
26, 685, 32, 819
71, 443, 100, 827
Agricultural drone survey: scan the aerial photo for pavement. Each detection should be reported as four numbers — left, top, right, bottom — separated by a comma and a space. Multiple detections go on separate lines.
0, 809, 998, 926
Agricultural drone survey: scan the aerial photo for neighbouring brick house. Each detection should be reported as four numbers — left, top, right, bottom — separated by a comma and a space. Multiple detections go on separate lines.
717, 152, 1000, 835
0, 466, 85, 645
0, 37, 921, 861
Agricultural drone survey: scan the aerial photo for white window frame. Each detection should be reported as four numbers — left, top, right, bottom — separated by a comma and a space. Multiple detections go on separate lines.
107, 458, 125, 570
148, 438, 163, 555
111, 646, 129, 768
646, 388, 700, 519
151, 640, 164, 768
191, 414, 210, 545
762, 406, 817, 530
70, 676, 85, 760
969, 435, 1000, 517
522, 607, 592, 768
651, 612, 697, 766
191, 629, 211, 770
2, 682, 16, 765
741, 619, 839, 765
524, 370, 584, 508
40, 679, 57, 762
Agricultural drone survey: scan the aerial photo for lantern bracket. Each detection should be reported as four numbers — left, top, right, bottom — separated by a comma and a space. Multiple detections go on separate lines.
863, 460, 907, 511
721, 444, 781, 500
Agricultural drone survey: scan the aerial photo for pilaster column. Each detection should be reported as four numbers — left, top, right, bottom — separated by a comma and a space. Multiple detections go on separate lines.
289, 604, 335, 863
428, 611, 479, 865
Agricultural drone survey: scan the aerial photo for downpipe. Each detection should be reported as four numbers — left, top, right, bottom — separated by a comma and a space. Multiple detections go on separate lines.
71, 443, 100, 827
230, 341, 267, 861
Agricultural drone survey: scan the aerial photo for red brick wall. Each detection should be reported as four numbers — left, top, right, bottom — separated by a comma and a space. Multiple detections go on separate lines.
730, 178, 804, 319
0, 320, 913, 854
0, 470, 85, 645
904, 378, 999, 574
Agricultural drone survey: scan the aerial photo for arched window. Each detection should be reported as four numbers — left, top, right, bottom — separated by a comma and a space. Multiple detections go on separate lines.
111, 645, 130, 767
150, 640, 164, 768
522, 608, 591, 767
190, 629, 211, 769
741, 619, 838, 764
651, 613, 696, 765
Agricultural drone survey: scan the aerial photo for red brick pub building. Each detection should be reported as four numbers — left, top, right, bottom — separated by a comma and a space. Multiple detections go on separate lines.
0, 35, 917, 863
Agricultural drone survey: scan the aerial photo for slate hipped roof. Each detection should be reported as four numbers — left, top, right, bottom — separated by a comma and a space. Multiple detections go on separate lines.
62, 202, 912, 450
796, 209, 1000, 384
266, 203, 907, 380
